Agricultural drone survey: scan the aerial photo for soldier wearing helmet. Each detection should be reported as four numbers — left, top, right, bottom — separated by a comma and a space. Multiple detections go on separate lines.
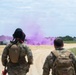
1, 28, 33, 75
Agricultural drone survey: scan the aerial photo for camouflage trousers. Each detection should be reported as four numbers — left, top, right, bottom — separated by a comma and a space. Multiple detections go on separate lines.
7, 63, 30, 75
8, 69, 27, 75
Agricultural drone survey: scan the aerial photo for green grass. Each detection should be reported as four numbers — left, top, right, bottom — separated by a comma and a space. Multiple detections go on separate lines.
64, 41, 76, 44
69, 47, 76, 55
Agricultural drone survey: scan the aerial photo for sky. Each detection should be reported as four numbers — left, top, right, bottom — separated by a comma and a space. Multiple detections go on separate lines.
0, 0, 76, 37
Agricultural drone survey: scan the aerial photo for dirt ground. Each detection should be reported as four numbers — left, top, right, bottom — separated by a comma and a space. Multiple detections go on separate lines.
0, 43, 76, 75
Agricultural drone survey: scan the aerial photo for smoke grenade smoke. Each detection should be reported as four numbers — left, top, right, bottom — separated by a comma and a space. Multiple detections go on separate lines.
25, 24, 55, 45
21, 18, 55, 45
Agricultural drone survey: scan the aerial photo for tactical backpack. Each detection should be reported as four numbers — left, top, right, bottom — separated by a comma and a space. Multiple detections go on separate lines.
9, 44, 20, 63
52, 50, 75, 75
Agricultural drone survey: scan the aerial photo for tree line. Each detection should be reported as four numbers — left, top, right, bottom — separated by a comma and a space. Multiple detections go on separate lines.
58, 35, 76, 41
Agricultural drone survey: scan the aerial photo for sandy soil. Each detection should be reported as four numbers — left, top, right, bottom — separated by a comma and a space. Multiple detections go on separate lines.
0, 44, 76, 75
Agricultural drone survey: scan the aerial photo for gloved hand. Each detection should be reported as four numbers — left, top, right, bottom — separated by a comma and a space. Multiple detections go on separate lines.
26, 63, 30, 73
2, 68, 7, 75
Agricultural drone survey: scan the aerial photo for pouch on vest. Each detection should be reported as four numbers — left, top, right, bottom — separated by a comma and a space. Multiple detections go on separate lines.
9, 44, 20, 63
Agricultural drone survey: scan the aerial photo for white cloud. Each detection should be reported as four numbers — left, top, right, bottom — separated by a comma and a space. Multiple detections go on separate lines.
0, 0, 76, 36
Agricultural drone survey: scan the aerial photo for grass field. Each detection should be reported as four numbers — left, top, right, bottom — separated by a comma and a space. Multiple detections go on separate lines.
0, 45, 54, 55
70, 47, 76, 55
64, 41, 76, 43
0, 44, 76, 75
0, 45, 5, 55
0, 44, 76, 55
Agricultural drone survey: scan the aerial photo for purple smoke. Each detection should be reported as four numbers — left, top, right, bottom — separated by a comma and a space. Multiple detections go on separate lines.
0, 35, 56, 45
23, 23, 56, 45
19, 16, 55, 45
26, 37, 55, 45
0, 19, 56, 45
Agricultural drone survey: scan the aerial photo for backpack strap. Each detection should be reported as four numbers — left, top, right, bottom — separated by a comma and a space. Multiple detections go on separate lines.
51, 50, 60, 58
63, 50, 71, 57
51, 50, 71, 58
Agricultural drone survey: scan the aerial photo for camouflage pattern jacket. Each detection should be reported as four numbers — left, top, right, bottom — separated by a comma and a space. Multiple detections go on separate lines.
42, 48, 76, 75
1, 42, 33, 67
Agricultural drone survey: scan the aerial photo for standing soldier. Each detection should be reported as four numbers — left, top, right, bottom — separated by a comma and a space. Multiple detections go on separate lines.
1, 28, 33, 75
42, 38, 76, 75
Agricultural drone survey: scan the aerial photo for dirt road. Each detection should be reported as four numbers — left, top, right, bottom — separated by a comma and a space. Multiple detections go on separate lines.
0, 44, 76, 75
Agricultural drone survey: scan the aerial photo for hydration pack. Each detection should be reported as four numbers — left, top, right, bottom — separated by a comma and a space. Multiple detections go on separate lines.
9, 44, 20, 63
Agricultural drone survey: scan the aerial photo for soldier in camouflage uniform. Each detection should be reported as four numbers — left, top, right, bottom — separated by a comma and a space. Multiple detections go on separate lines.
42, 38, 76, 75
1, 28, 33, 75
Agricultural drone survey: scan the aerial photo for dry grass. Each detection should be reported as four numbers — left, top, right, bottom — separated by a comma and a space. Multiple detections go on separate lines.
0, 45, 54, 55
0, 43, 76, 55
28, 45, 54, 50
0, 45, 6, 55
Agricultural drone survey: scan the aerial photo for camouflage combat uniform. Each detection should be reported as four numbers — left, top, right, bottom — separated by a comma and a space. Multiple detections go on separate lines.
42, 48, 76, 75
1, 42, 33, 75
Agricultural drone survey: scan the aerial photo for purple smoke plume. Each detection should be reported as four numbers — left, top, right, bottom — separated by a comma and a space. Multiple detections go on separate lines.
0, 19, 56, 45
22, 22, 56, 45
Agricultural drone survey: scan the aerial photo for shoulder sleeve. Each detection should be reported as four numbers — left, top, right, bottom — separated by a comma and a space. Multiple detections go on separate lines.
69, 52, 76, 73
42, 52, 54, 75
1, 44, 11, 66
23, 44, 33, 64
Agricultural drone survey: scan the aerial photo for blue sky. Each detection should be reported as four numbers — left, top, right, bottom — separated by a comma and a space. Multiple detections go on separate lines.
0, 0, 76, 37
